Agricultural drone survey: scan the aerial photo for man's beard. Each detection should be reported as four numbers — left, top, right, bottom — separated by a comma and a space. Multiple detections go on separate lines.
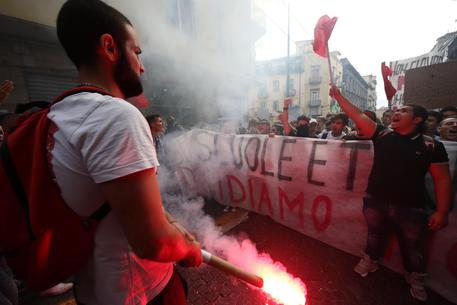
113, 49, 143, 98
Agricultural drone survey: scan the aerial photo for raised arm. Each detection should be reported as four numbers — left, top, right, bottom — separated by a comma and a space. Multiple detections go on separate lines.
279, 98, 294, 136
99, 168, 202, 266
428, 162, 452, 230
329, 85, 377, 138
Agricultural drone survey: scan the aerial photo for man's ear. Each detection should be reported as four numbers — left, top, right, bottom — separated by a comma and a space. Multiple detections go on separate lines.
413, 116, 423, 126
99, 33, 118, 63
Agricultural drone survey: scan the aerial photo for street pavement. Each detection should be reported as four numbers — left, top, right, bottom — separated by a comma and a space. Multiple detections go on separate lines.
19, 210, 455, 305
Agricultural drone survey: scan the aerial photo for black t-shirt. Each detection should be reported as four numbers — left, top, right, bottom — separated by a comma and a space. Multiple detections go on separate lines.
366, 125, 449, 208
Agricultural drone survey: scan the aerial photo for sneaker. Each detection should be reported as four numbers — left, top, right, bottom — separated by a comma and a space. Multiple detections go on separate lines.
39, 282, 73, 297
405, 272, 428, 302
354, 252, 378, 277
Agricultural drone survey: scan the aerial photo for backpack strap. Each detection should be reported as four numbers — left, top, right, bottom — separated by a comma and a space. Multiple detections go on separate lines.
89, 202, 111, 221
52, 85, 112, 105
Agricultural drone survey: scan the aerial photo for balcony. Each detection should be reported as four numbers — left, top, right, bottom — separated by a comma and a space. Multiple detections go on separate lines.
308, 99, 321, 107
309, 76, 322, 85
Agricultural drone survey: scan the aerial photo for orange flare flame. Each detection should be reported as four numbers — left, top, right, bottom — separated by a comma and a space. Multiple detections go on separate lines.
257, 264, 306, 305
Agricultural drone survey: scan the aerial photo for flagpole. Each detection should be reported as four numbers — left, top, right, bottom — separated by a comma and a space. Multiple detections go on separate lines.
286, 1, 290, 98
326, 46, 334, 86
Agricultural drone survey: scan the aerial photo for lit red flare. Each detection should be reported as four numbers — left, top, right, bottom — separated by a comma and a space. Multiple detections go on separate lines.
257, 263, 306, 305
202, 250, 306, 305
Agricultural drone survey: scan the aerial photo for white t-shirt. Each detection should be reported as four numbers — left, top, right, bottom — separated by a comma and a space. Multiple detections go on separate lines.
319, 131, 346, 140
48, 92, 172, 305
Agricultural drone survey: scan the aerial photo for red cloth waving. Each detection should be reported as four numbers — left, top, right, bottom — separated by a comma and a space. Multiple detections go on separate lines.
313, 15, 338, 57
381, 62, 397, 102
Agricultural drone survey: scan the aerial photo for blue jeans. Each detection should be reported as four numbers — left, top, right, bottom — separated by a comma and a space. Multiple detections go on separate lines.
363, 196, 428, 273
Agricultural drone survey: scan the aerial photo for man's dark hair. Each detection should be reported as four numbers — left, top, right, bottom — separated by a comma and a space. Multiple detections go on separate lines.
439, 106, 457, 116
258, 119, 270, 126
296, 115, 309, 123
331, 113, 349, 126
406, 104, 428, 133
57, 0, 132, 68
272, 123, 284, 135
382, 109, 392, 116
427, 110, 442, 123
145, 114, 162, 124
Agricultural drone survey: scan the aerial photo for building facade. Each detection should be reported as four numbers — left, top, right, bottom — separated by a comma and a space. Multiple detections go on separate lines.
250, 55, 304, 120
250, 40, 372, 120
363, 75, 377, 111
340, 58, 369, 111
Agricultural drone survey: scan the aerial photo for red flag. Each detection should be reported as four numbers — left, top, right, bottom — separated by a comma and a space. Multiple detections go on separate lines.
313, 15, 338, 57
381, 62, 397, 102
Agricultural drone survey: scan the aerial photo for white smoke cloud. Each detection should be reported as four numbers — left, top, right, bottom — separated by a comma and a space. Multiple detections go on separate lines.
106, 0, 258, 128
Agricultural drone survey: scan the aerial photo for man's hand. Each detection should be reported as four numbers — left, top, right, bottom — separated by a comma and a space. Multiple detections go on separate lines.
428, 211, 448, 231
178, 241, 202, 267
283, 98, 292, 108
0, 80, 14, 104
329, 85, 342, 100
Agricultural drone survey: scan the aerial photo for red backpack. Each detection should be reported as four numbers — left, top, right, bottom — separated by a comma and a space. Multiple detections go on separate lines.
0, 86, 111, 291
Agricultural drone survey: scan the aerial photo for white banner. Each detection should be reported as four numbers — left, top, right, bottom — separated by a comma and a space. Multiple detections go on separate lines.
166, 130, 457, 303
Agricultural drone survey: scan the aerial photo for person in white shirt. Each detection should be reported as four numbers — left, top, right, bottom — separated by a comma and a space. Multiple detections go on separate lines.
53, 1, 202, 304
319, 113, 348, 140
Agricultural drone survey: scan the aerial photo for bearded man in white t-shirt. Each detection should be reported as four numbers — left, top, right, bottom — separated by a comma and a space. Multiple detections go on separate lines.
52, 1, 202, 305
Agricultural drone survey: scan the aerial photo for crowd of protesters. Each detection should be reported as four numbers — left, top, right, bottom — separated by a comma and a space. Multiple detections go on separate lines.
242, 101, 457, 144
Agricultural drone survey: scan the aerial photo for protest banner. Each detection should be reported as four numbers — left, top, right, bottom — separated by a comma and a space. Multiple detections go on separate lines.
166, 130, 457, 303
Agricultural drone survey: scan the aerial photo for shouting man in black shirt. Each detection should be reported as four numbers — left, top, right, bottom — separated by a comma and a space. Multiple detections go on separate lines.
330, 86, 452, 302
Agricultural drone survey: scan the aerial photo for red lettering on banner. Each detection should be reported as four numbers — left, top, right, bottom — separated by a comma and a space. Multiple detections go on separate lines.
447, 243, 457, 281
257, 182, 274, 216
311, 195, 332, 231
278, 187, 305, 229
227, 175, 246, 203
